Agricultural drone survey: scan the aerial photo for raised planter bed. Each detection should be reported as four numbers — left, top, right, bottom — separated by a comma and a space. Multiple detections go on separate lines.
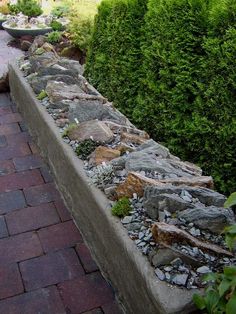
9, 61, 197, 314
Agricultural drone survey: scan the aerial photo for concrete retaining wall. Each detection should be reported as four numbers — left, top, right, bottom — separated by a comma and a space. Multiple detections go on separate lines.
9, 62, 197, 314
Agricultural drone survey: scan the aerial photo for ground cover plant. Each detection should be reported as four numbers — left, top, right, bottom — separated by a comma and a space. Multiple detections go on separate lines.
85, 0, 236, 195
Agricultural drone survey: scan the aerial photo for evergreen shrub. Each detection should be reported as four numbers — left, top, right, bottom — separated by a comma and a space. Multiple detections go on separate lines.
86, 0, 236, 194
85, 0, 147, 117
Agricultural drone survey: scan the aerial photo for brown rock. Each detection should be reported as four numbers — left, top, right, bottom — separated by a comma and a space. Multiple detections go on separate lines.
159, 176, 214, 189
116, 172, 165, 199
89, 146, 120, 166
152, 222, 233, 257
42, 42, 55, 53
120, 132, 149, 145
20, 40, 32, 51
115, 143, 135, 154
55, 119, 69, 128
29, 35, 46, 54
67, 120, 114, 143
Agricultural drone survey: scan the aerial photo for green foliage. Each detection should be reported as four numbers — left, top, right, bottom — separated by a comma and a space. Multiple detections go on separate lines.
86, 0, 236, 194
50, 20, 64, 31
36, 90, 47, 100
111, 197, 132, 217
193, 266, 236, 313
224, 225, 236, 252
223, 192, 236, 251
51, 5, 69, 17
7, 3, 20, 15
62, 123, 77, 138
75, 139, 100, 159
46, 31, 62, 44
8, 0, 43, 17
85, 0, 147, 117
225, 192, 236, 209
67, 15, 94, 52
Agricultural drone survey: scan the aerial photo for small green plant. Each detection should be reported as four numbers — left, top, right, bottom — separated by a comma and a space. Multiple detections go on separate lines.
67, 15, 93, 53
37, 90, 47, 100
89, 163, 115, 188
224, 193, 236, 209
51, 5, 69, 18
224, 192, 236, 251
193, 267, 236, 314
62, 123, 77, 138
112, 197, 132, 218
46, 31, 62, 44
224, 225, 236, 252
193, 193, 236, 313
50, 20, 64, 31
75, 139, 99, 160
8, 0, 43, 17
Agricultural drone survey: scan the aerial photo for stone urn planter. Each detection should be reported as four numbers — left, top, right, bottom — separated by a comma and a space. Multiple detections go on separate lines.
2, 22, 52, 38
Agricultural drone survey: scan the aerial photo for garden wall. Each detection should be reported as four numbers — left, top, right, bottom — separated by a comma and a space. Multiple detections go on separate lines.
9, 62, 197, 314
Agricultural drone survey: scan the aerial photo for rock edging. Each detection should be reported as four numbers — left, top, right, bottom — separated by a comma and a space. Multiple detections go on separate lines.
9, 61, 197, 314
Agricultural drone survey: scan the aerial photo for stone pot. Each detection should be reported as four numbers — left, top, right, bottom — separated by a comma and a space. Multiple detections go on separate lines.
2, 22, 52, 38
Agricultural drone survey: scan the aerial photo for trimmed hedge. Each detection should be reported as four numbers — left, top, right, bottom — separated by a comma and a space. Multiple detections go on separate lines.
85, 0, 147, 117
197, 0, 236, 193
85, 0, 236, 194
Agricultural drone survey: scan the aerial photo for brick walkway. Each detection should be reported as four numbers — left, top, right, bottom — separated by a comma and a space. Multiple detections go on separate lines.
0, 93, 121, 314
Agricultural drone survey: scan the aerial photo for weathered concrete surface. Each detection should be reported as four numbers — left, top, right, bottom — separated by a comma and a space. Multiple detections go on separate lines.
9, 62, 198, 314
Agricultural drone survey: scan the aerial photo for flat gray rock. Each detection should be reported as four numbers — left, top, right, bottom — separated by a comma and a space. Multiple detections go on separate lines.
37, 65, 78, 78
28, 74, 79, 94
188, 187, 226, 207
136, 139, 171, 158
144, 185, 226, 208
178, 206, 235, 234
29, 52, 58, 73
68, 99, 129, 124
144, 193, 195, 219
125, 153, 193, 177
46, 81, 85, 103
67, 120, 114, 143
58, 58, 84, 76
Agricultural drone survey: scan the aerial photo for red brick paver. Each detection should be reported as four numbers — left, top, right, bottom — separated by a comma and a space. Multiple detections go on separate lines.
0, 286, 65, 314
58, 272, 114, 314
0, 92, 121, 313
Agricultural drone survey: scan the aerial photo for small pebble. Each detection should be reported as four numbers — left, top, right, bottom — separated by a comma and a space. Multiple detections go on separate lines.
172, 274, 189, 286
122, 216, 133, 224
196, 266, 211, 274
155, 268, 165, 281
